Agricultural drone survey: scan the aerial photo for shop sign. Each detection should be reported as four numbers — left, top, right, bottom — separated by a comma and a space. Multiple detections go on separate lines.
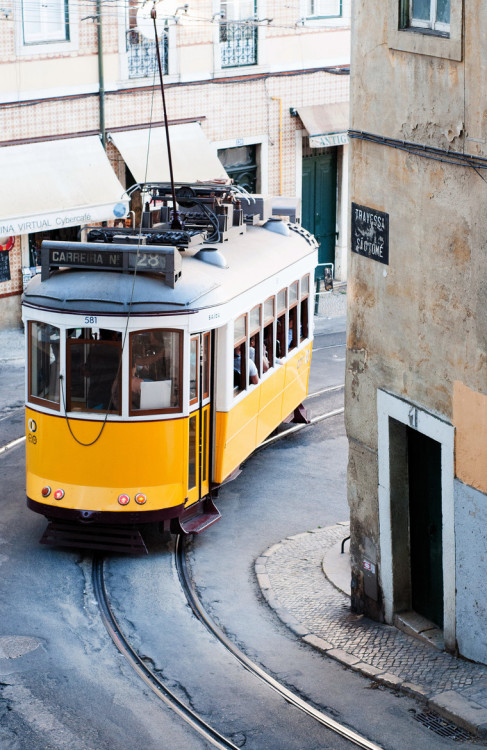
0, 202, 128, 238
351, 202, 389, 265
310, 132, 349, 148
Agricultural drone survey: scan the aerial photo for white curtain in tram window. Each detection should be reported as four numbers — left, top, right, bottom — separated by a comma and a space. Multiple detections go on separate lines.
22, 0, 68, 43
308, 0, 341, 17
221, 0, 256, 21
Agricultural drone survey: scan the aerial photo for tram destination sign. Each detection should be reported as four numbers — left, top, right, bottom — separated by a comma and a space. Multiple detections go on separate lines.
351, 203, 389, 265
41, 241, 182, 288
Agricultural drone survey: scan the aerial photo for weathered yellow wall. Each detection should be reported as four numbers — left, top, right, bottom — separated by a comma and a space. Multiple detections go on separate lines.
453, 382, 487, 495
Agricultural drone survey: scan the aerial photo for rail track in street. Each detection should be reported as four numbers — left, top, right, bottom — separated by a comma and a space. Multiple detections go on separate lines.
92, 556, 241, 750
90, 536, 384, 750
174, 536, 384, 750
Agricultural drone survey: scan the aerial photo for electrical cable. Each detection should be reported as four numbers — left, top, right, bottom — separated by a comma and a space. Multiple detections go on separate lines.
60, 67, 159, 447
349, 129, 487, 171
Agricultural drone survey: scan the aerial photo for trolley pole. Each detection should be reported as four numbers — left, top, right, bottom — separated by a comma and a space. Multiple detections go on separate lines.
151, 7, 182, 230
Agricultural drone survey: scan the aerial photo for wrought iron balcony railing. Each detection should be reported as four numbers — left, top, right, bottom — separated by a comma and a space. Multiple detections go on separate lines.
126, 30, 168, 79
220, 21, 257, 67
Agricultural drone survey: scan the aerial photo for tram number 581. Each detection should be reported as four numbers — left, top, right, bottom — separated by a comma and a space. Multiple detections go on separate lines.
84, 316, 98, 325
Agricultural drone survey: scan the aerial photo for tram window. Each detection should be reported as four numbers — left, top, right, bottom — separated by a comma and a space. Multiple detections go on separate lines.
288, 307, 298, 352
301, 274, 310, 341
190, 337, 199, 406
263, 296, 274, 368
289, 281, 298, 307
188, 415, 197, 490
288, 282, 298, 353
130, 329, 182, 414
276, 289, 287, 359
67, 329, 121, 414
29, 322, 60, 408
276, 314, 286, 359
249, 305, 262, 377
202, 332, 210, 400
233, 314, 247, 394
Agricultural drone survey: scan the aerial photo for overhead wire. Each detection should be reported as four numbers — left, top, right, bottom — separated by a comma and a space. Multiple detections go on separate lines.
60, 65, 159, 447
4, 0, 342, 30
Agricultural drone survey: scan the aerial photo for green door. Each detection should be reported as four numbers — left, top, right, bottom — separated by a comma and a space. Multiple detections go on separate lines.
407, 428, 443, 628
301, 151, 337, 265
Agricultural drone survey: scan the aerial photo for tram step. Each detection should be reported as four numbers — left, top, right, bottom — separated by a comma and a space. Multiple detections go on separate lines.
39, 521, 148, 555
175, 496, 221, 535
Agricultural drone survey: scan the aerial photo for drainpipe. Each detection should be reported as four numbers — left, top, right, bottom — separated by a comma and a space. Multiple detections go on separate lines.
97, 0, 106, 149
271, 96, 283, 195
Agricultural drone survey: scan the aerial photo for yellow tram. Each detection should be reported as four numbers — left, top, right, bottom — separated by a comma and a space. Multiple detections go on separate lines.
22, 182, 317, 552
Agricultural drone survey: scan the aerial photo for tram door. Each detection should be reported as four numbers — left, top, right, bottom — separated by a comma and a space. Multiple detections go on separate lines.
187, 332, 211, 506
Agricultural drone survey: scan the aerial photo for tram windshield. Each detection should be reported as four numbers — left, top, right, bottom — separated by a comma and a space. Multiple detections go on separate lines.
29, 322, 60, 407
130, 329, 182, 413
67, 328, 122, 413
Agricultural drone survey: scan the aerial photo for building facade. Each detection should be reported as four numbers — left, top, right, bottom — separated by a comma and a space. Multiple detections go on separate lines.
347, 0, 487, 664
0, 0, 351, 329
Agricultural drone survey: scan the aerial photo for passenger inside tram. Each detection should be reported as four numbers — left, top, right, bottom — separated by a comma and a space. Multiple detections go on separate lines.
234, 343, 258, 389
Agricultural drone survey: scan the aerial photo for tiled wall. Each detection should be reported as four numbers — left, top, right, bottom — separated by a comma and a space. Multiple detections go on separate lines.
0, 0, 349, 324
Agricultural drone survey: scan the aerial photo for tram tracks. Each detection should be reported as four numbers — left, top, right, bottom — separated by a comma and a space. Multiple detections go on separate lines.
92, 545, 384, 750
175, 537, 383, 750
0, 434, 25, 456
91, 557, 240, 750
0, 406, 26, 455
259, 383, 345, 449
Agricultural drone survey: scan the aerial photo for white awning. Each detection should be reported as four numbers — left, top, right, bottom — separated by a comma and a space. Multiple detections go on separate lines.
110, 122, 228, 184
0, 136, 128, 238
297, 102, 350, 148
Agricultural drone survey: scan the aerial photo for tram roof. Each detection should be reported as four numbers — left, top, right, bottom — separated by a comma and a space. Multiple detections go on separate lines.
22, 222, 316, 315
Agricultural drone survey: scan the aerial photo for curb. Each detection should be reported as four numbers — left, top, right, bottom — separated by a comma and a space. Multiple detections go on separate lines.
255, 528, 487, 739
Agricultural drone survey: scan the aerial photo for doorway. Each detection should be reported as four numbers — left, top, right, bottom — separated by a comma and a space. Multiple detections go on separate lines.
187, 332, 212, 507
301, 150, 337, 266
377, 390, 455, 649
408, 428, 443, 627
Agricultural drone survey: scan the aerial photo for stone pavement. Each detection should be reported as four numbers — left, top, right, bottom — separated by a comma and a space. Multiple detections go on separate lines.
255, 524, 487, 739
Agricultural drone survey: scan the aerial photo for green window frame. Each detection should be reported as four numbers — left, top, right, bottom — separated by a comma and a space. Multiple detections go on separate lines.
22, 0, 69, 44
307, 0, 342, 19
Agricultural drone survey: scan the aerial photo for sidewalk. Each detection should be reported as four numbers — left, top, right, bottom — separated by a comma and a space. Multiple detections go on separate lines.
257, 285, 487, 740
0, 325, 25, 413
256, 526, 487, 740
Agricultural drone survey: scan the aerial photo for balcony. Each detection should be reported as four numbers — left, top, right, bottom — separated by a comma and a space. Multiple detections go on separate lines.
220, 21, 257, 67
126, 30, 168, 79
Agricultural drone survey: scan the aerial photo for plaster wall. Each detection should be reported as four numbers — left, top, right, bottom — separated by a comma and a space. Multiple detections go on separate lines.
351, 1, 487, 158
453, 382, 487, 494
455, 480, 487, 664
347, 0, 487, 638
178, 45, 213, 79
2, 56, 115, 98
265, 29, 351, 69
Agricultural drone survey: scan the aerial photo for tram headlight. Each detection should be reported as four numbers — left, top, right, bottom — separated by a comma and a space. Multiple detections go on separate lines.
135, 493, 147, 505
118, 494, 130, 506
